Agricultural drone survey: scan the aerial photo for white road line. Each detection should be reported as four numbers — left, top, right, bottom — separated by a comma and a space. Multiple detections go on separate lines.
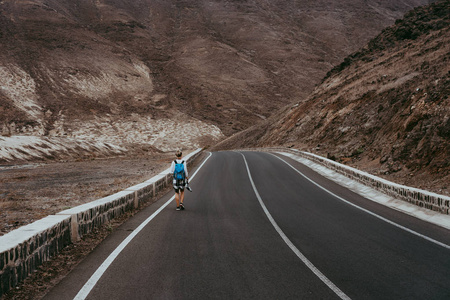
272, 153, 450, 250
74, 152, 212, 300
239, 152, 351, 300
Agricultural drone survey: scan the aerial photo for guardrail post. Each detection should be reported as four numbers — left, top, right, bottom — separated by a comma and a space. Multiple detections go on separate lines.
134, 190, 139, 209
70, 214, 80, 242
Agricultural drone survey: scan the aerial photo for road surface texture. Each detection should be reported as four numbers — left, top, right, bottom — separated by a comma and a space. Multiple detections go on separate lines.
44, 151, 450, 300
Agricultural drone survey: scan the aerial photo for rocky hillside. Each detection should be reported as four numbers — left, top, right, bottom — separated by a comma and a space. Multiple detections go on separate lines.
0, 0, 430, 160
216, 0, 449, 194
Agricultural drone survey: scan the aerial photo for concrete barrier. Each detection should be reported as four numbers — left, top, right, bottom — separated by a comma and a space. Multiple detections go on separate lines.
0, 215, 72, 296
269, 147, 450, 215
0, 148, 203, 297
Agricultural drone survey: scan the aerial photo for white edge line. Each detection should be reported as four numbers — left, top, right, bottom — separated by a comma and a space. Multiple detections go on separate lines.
74, 152, 213, 300
239, 152, 351, 300
277, 152, 450, 231
271, 153, 450, 250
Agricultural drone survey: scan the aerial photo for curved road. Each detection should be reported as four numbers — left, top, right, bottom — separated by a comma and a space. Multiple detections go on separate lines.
45, 151, 450, 300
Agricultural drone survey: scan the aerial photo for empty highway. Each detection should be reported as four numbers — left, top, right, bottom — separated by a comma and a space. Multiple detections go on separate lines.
44, 151, 450, 300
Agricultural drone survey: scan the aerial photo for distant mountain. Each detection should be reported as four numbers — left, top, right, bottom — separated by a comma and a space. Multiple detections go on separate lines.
216, 0, 449, 194
0, 0, 431, 158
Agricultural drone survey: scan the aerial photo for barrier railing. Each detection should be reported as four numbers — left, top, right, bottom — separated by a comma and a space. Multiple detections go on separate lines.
268, 147, 450, 215
0, 148, 203, 297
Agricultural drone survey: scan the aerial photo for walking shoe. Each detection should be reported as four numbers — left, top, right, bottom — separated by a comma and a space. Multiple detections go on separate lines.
180, 203, 185, 210
176, 206, 181, 211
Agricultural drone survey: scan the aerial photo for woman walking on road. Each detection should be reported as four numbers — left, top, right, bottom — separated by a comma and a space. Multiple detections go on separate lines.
170, 150, 188, 211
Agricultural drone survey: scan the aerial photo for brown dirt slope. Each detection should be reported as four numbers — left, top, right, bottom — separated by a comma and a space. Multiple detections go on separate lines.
215, 0, 449, 195
0, 0, 430, 139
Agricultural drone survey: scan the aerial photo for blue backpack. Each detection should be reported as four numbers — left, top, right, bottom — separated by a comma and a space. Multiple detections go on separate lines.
173, 160, 185, 180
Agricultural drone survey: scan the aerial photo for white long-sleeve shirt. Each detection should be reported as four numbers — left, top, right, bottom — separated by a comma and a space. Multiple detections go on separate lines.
170, 159, 188, 178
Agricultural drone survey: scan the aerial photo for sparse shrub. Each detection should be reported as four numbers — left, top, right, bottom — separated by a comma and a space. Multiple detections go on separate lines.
351, 147, 365, 157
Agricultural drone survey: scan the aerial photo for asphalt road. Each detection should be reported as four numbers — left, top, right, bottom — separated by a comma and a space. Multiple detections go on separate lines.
44, 151, 450, 300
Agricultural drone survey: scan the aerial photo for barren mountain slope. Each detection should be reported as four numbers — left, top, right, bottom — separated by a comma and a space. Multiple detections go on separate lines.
216, 0, 449, 195
0, 0, 431, 160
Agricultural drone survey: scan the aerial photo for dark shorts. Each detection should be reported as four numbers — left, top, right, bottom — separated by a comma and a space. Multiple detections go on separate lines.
173, 178, 186, 193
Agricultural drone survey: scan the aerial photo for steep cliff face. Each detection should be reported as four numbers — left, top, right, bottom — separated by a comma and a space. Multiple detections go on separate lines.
0, 0, 430, 159
217, 0, 449, 194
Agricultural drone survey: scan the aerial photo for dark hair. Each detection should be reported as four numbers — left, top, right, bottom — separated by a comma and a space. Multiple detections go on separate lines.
176, 150, 182, 157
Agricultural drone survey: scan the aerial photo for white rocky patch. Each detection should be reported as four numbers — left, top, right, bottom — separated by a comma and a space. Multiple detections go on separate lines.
0, 136, 126, 162
0, 113, 224, 161
62, 58, 153, 100
68, 114, 224, 152
0, 64, 42, 119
